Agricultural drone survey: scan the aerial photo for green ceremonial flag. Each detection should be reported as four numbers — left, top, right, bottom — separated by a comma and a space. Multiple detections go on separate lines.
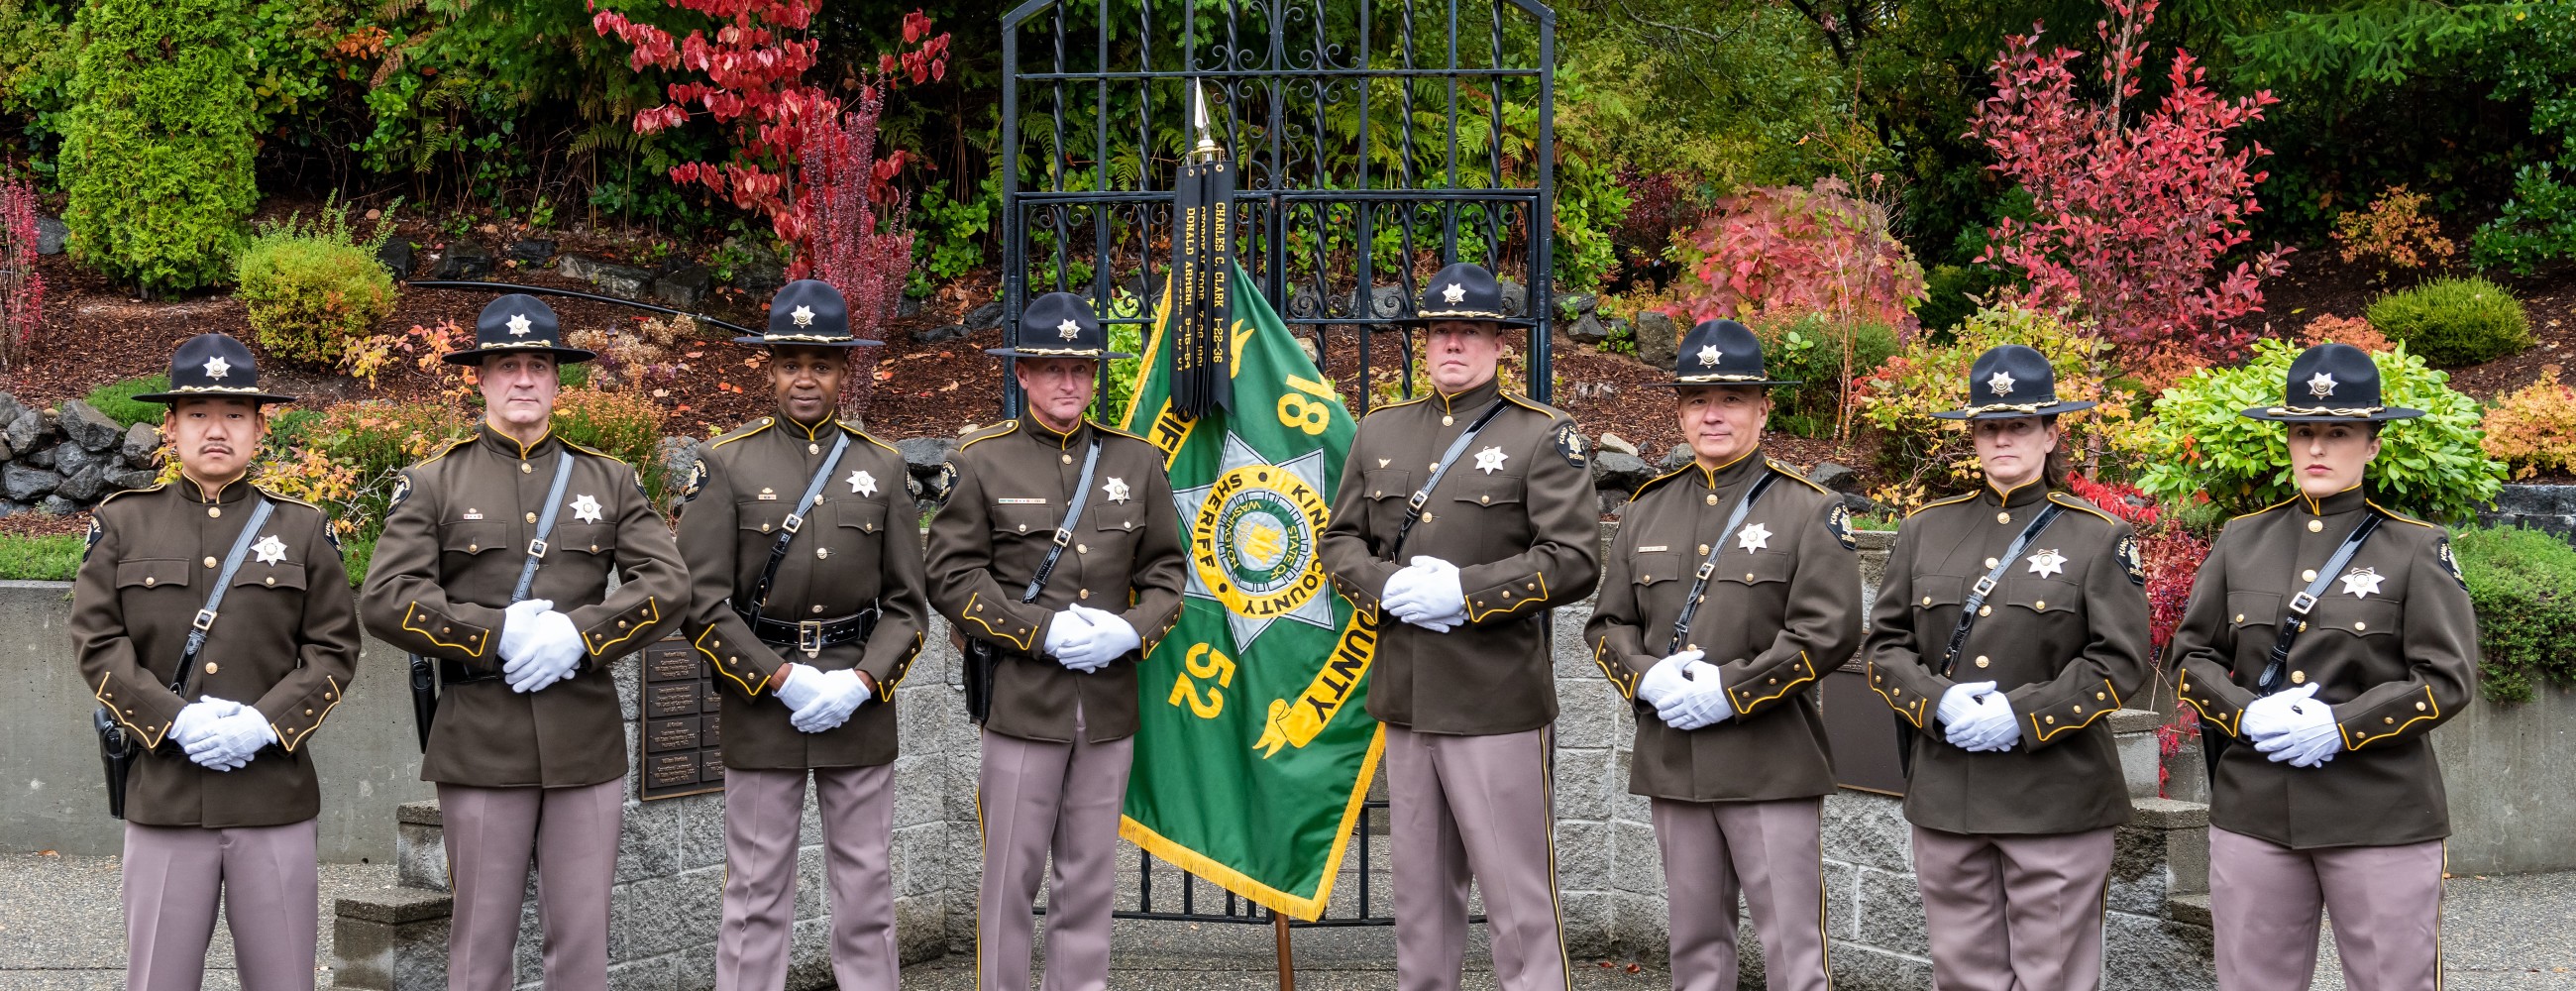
1118, 262, 1380, 921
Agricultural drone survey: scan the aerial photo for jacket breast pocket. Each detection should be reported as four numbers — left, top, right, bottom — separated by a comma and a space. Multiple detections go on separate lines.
440, 521, 509, 558
1717, 550, 1795, 589
234, 563, 307, 592
2227, 591, 2284, 635
1361, 469, 1413, 536
115, 559, 191, 592
1091, 501, 1144, 534
737, 501, 794, 537
835, 498, 890, 535
555, 520, 616, 557
1450, 474, 1526, 510
1910, 574, 1965, 613
1628, 549, 1682, 587
2309, 597, 2402, 638
992, 501, 1058, 538
2002, 578, 2080, 616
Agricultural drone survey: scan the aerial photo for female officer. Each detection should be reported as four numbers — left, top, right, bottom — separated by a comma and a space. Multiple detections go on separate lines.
2170, 342, 2475, 990
1865, 344, 2154, 991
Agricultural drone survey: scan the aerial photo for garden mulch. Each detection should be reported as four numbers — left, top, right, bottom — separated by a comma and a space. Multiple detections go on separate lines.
2258, 245, 2576, 402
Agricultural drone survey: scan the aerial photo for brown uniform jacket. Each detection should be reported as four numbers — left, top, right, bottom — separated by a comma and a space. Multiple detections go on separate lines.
75, 478, 362, 828
1318, 377, 1601, 736
2170, 486, 2477, 849
1586, 451, 1863, 802
1866, 482, 2154, 835
923, 417, 1187, 743
674, 413, 928, 770
360, 424, 688, 788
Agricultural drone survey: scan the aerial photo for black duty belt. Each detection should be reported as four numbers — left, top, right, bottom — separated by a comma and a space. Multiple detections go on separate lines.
735, 604, 881, 657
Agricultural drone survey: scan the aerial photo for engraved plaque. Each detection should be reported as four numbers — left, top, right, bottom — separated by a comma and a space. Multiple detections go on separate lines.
646, 752, 699, 791
645, 717, 700, 753
647, 682, 699, 718
637, 634, 726, 800
700, 713, 722, 750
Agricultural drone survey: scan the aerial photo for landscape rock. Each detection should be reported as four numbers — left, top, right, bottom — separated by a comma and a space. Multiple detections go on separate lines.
897, 296, 924, 319
51, 441, 95, 479
58, 399, 122, 452
723, 240, 787, 297
108, 469, 158, 493
1499, 278, 1528, 317
507, 239, 557, 265
1290, 284, 1324, 319
1809, 461, 1862, 494
896, 436, 958, 504
1590, 451, 1655, 494
652, 265, 711, 309
122, 422, 160, 465
1661, 444, 1693, 472
54, 463, 108, 502
36, 216, 67, 256
1634, 310, 1679, 372
376, 239, 415, 278
1596, 433, 1640, 457
21, 444, 51, 469
1558, 293, 1597, 320
5, 464, 59, 500
430, 241, 495, 280
591, 262, 657, 301
557, 254, 613, 282
0, 391, 26, 437
37, 495, 76, 515
7, 407, 48, 452
0, 499, 26, 516
963, 301, 1005, 331
1566, 312, 1609, 345
912, 323, 971, 344
1840, 491, 1887, 517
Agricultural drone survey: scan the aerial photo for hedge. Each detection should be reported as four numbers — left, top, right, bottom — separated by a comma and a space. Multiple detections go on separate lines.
2452, 524, 2576, 704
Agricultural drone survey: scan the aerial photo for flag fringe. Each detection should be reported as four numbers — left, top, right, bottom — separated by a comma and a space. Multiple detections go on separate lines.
1117, 723, 1385, 922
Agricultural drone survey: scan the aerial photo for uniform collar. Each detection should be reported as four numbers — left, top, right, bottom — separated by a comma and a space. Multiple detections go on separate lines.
2296, 484, 2369, 517
1023, 414, 1092, 450
478, 421, 559, 460
1432, 377, 1502, 415
178, 471, 254, 504
1982, 478, 2050, 509
1690, 447, 1766, 492
774, 410, 840, 443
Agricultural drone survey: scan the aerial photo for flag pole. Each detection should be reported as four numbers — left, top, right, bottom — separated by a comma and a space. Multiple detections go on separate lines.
1273, 912, 1296, 991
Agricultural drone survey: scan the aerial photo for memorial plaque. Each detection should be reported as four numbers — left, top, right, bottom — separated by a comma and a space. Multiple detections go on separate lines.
637, 637, 725, 800
700, 713, 722, 750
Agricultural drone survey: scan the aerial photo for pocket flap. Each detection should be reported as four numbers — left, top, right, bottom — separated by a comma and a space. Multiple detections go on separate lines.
2003, 578, 2080, 613
835, 499, 890, 533
115, 559, 190, 590
1630, 549, 1681, 586
235, 564, 307, 591
1361, 469, 1413, 500
2228, 591, 2285, 629
1911, 575, 1965, 608
1450, 474, 1525, 506
441, 521, 509, 556
1092, 501, 1144, 532
1717, 550, 1794, 587
554, 520, 615, 556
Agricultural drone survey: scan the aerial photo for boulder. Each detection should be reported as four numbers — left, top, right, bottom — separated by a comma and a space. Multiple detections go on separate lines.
1839, 491, 1887, 517
506, 239, 557, 265
58, 399, 122, 452
6, 406, 48, 452
37, 495, 76, 515
1566, 312, 1609, 345
0, 391, 27, 437
1557, 293, 1597, 320
0, 499, 27, 516
1499, 278, 1528, 317
1596, 432, 1640, 457
651, 265, 711, 309
1660, 444, 1693, 472
1590, 451, 1655, 494
590, 263, 656, 301
21, 444, 51, 469
963, 301, 1005, 331
895, 435, 956, 471
430, 241, 495, 280
54, 463, 108, 502
52, 440, 94, 478
36, 215, 67, 256
108, 469, 159, 493
1809, 461, 1862, 494
122, 422, 160, 466
1634, 310, 1679, 372
4, 464, 58, 500
1370, 284, 1408, 320
556, 254, 614, 281
376, 239, 415, 278
913, 323, 971, 344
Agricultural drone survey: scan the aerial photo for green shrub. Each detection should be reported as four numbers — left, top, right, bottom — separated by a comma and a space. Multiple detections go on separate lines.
236, 199, 399, 366
59, 0, 258, 292
550, 387, 671, 507
83, 375, 167, 429
2364, 275, 2532, 368
1755, 314, 1898, 438
339, 536, 374, 588
2134, 339, 2504, 524
0, 532, 86, 580
2451, 524, 2576, 705
257, 400, 469, 542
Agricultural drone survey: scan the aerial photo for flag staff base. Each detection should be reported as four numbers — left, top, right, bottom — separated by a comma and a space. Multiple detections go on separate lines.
1274, 913, 1296, 991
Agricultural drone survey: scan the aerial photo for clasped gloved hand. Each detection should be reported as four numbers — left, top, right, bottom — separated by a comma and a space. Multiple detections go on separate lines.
182, 698, 274, 771
789, 669, 870, 733
495, 599, 554, 666
1384, 557, 1467, 632
1938, 681, 1997, 741
169, 698, 242, 751
1948, 692, 2022, 752
1635, 650, 1704, 710
506, 609, 586, 693
2250, 685, 2343, 768
1656, 660, 1734, 731
1054, 606, 1141, 672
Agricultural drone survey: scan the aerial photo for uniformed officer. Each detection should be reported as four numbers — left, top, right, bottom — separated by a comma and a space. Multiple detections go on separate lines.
1318, 261, 1600, 991
75, 333, 362, 991
1584, 319, 1860, 991
1864, 345, 2154, 991
923, 290, 1187, 991
2170, 342, 2475, 991
675, 279, 929, 991
358, 294, 689, 991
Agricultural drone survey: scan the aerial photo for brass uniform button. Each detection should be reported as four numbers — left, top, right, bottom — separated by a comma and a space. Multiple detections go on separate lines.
815, 547, 830, 559
2095, 692, 2107, 700
469, 543, 480, 552
203, 557, 218, 568
1077, 543, 1088, 554
2308, 519, 2324, 532
1526, 583, 1537, 591
1744, 573, 1755, 581
304, 709, 314, 716
1079, 589, 1091, 600
812, 605, 825, 613
2290, 671, 2307, 685
808, 442, 820, 455
1062, 454, 1073, 465
1978, 606, 1992, 617
1922, 597, 1932, 606
1430, 463, 1441, 471
2033, 600, 2046, 609
2416, 701, 2427, 711
1697, 544, 1709, 555
1479, 495, 1490, 504
2302, 569, 2317, 582
617, 620, 629, 628
1442, 414, 1454, 426
204, 662, 218, 674
1706, 495, 1720, 506
1641, 575, 1650, 583
522, 462, 533, 474
2354, 621, 2367, 631
2044, 716, 2056, 724
2235, 613, 2245, 623
527, 512, 539, 524
1372, 491, 1381, 498
1985, 557, 1999, 569
2385, 716, 2396, 724
1997, 511, 2011, 524
1974, 656, 1989, 668
264, 576, 274, 586
207, 506, 220, 518
144, 577, 157, 588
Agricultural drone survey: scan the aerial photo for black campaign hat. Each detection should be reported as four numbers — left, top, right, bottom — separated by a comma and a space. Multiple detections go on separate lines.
1668, 319, 1798, 387
1932, 344, 2096, 419
2242, 342, 2422, 422
985, 291, 1133, 360
442, 293, 597, 366
134, 333, 297, 404
1396, 262, 1535, 328
733, 278, 883, 348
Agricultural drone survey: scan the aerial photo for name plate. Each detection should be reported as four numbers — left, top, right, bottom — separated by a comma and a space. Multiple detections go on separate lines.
637, 637, 726, 800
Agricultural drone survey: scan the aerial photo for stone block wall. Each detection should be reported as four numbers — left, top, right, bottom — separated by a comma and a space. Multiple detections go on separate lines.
2476, 483, 2576, 538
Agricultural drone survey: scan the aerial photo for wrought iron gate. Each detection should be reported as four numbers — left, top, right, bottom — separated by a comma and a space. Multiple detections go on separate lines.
997, 0, 1558, 418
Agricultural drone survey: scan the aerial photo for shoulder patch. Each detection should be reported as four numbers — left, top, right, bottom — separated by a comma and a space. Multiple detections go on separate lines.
676, 459, 708, 505
82, 517, 101, 561
1828, 502, 1858, 550
1768, 460, 1832, 496
1554, 422, 1589, 469
2118, 534, 2146, 587
322, 522, 344, 555
929, 462, 959, 506
2438, 536, 2468, 591
387, 474, 413, 509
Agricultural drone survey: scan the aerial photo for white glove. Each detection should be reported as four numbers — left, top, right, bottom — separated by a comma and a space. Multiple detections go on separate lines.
1055, 606, 1142, 672
181, 700, 273, 771
2252, 690, 2343, 767
773, 663, 826, 712
1949, 692, 2022, 752
1380, 566, 1425, 611
2241, 683, 2320, 742
789, 669, 869, 733
1043, 609, 1096, 665
496, 599, 555, 666
1634, 650, 1703, 709
1656, 659, 1734, 731
506, 610, 586, 693
169, 698, 243, 750
1386, 556, 1466, 631
1938, 681, 1997, 738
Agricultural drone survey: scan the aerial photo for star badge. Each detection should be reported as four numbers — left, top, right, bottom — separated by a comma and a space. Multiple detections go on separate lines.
202, 356, 231, 380
2339, 566, 2385, 599
2308, 372, 2338, 398
1442, 282, 1466, 305
1103, 477, 1130, 503
1057, 318, 1082, 341
1697, 345, 1720, 367
847, 469, 877, 496
570, 494, 603, 523
791, 305, 815, 327
2026, 547, 2067, 579
250, 534, 287, 566
1472, 446, 1509, 475
506, 313, 533, 337
1988, 371, 2016, 395
1737, 522, 1772, 552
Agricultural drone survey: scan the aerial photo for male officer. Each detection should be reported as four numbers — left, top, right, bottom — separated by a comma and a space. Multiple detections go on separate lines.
360, 294, 688, 991
676, 279, 929, 991
924, 290, 1187, 991
1318, 261, 1600, 991
1584, 319, 1859, 991
76, 333, 361, 991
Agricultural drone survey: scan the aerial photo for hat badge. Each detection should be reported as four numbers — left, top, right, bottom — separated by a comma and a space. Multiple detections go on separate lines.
1442, 282, 1466, 305
1697, 345, 1720, 367
1988, 371, 2015, 395
2308, 372, 2337, 398
202, 356, 231, 380
1057, 318, 1082, 341
505, 313, 532, 337
791, 305, 815, 327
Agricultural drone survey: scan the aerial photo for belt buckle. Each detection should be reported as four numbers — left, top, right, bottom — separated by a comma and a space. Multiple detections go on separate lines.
1971, 575, 1997, 598
798, 619, 824, 657
782, 512, 805, 534
2288, 591, 2319, 615
1692, 562, 1714, 581
191, 608, 218, 631
1406, 491, 1430, 511
526, 538, 549, 558
1051, 527, 1073, 548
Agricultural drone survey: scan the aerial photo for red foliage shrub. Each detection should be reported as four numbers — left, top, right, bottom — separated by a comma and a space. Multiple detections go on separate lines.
802, 87, 915, 414
1664, 176, 1925, 334
2062, 472, 2209, 795
0, 172, 40, 368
